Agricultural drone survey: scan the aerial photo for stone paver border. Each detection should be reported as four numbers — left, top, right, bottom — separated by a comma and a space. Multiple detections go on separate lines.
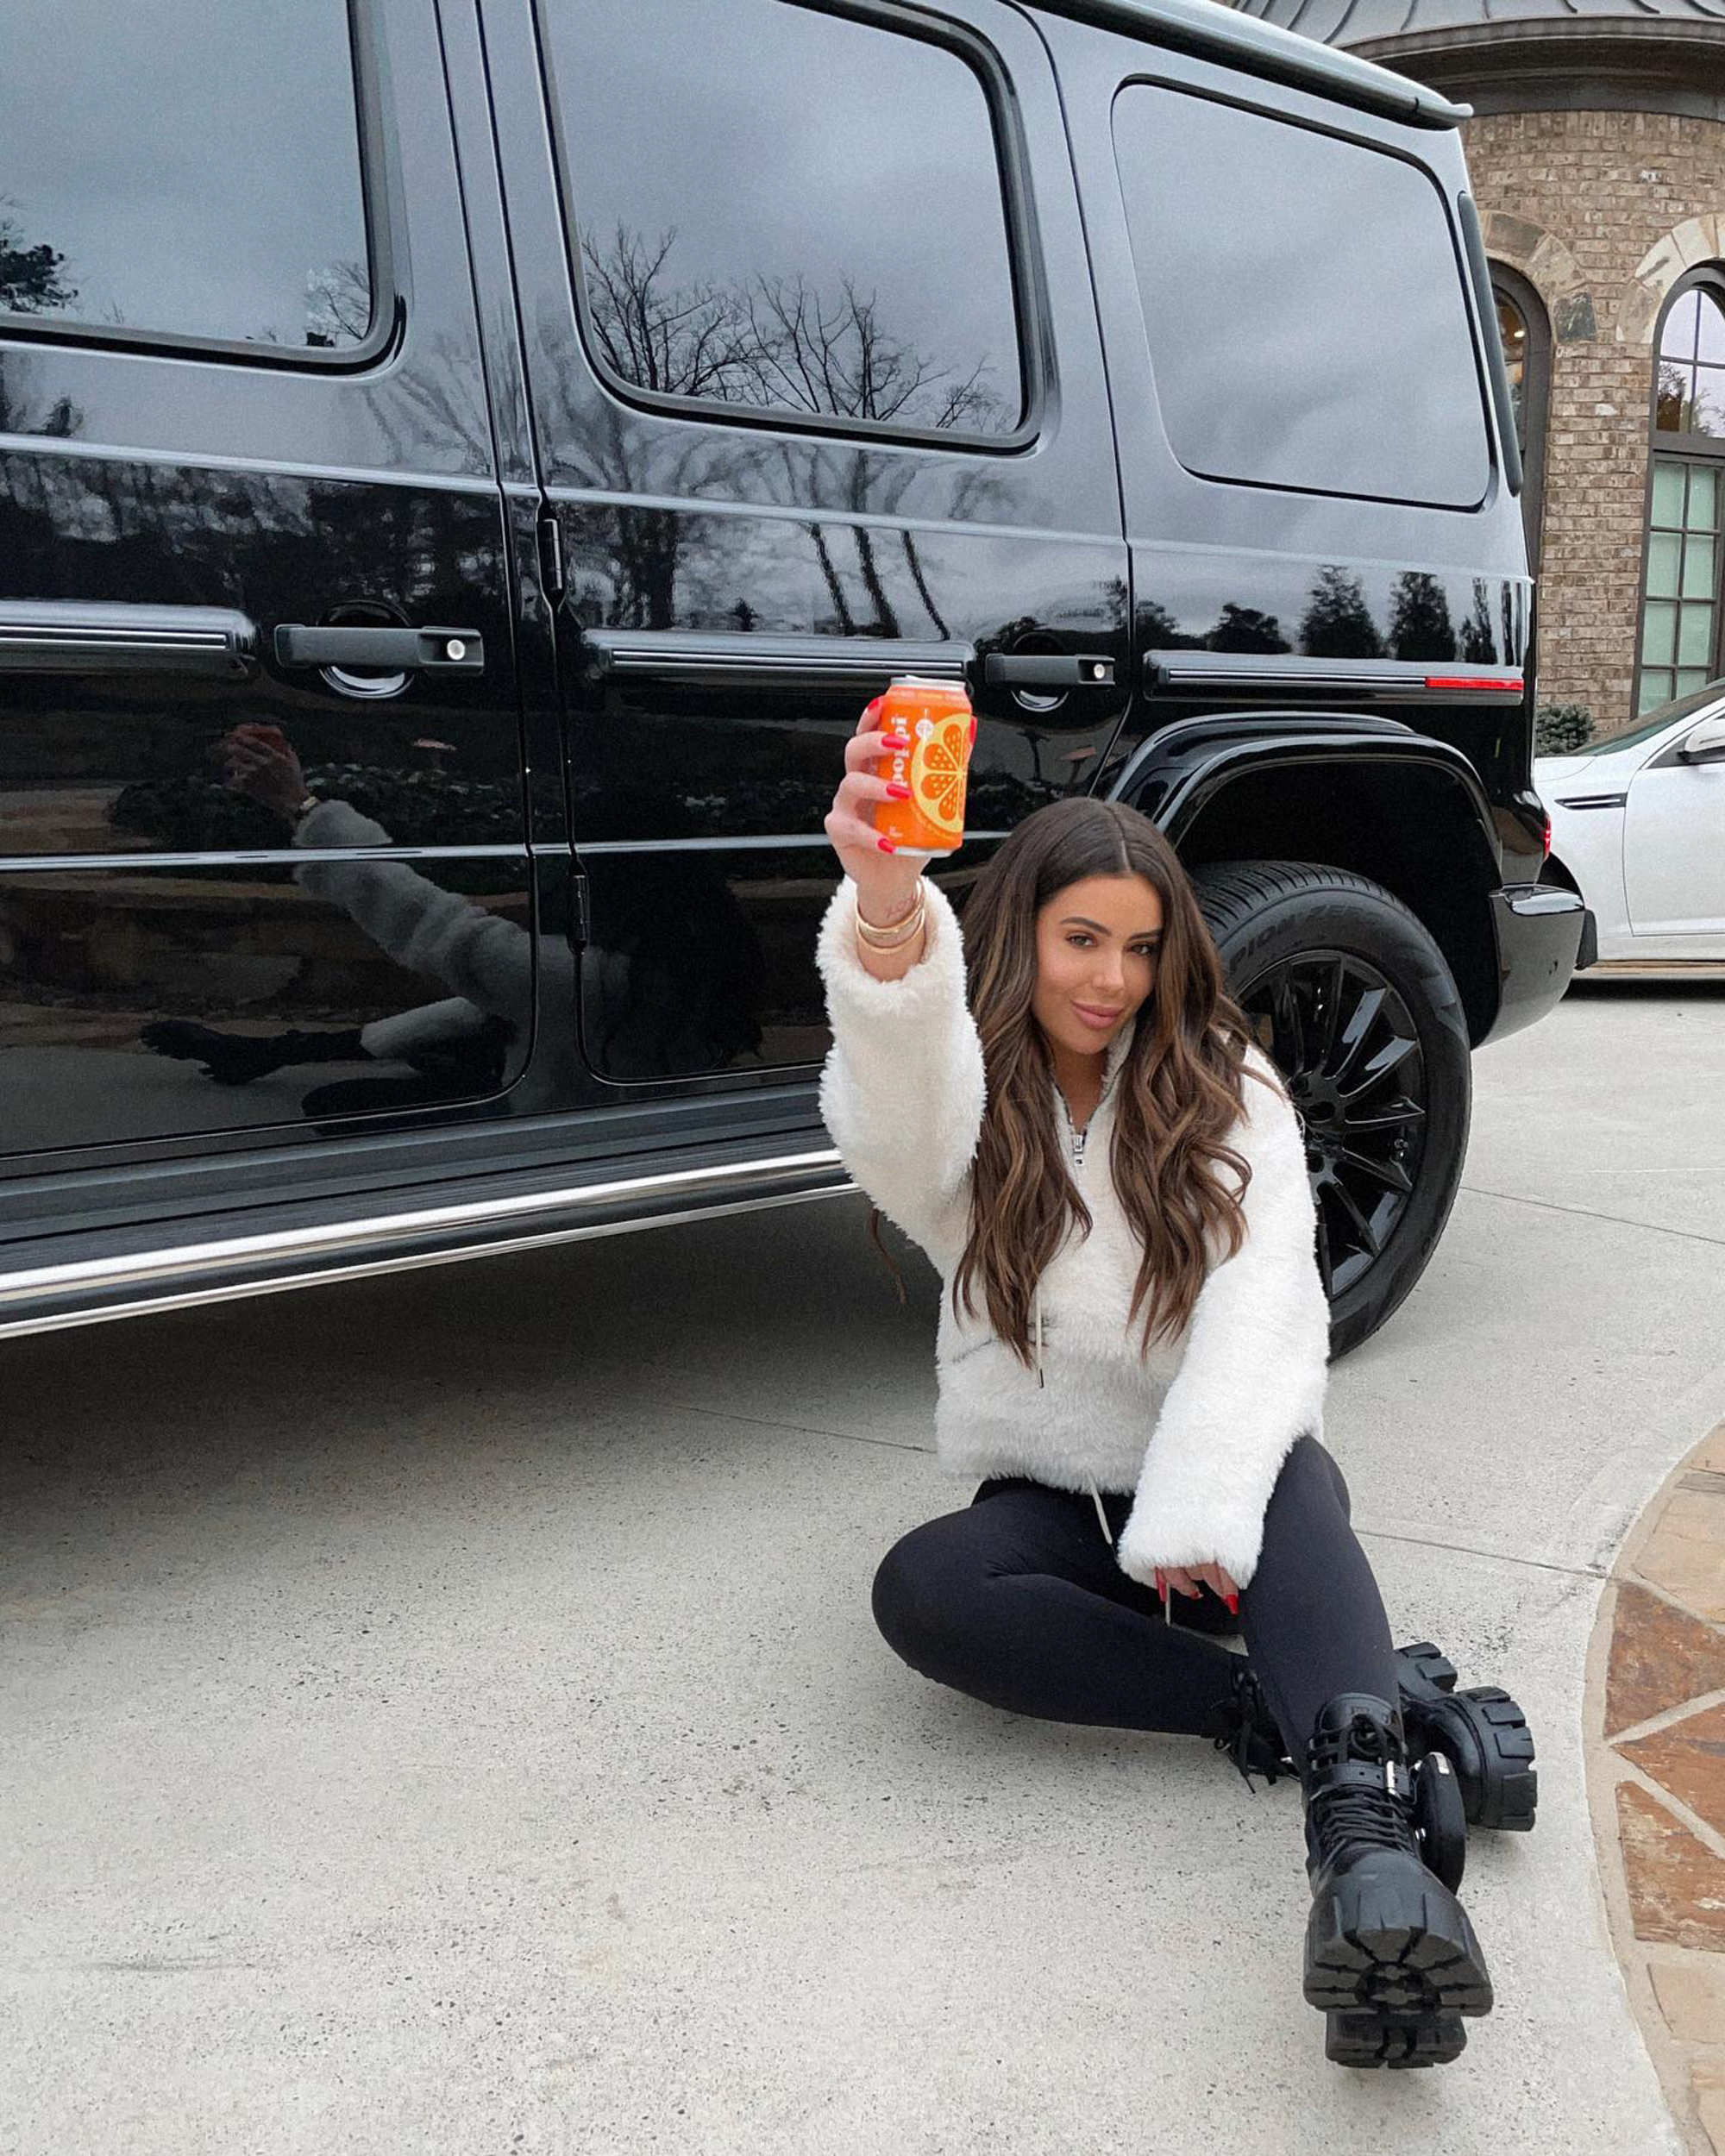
1586, 1419, 1725, 2153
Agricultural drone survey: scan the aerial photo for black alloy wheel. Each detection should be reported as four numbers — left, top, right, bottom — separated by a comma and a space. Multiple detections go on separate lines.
1247, 950, 1427, 1301
1192, 861, 1472, 1359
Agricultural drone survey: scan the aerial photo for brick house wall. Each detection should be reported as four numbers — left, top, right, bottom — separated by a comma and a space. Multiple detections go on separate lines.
1460, 110, 1725, 737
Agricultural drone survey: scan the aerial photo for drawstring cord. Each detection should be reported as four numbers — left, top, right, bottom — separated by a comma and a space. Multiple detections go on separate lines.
1031, 1286, 1107, 1546
1037, 1056, 1126, 1480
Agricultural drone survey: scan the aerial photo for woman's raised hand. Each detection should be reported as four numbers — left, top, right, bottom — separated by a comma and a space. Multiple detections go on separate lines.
223, 723, 307, 825
823, 696, 928, 926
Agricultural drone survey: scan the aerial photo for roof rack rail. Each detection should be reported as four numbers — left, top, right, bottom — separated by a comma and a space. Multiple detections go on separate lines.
1033, 0, 1472, 128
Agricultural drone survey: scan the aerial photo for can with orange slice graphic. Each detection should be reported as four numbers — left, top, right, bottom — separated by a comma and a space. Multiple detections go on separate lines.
872, 676, 975, 857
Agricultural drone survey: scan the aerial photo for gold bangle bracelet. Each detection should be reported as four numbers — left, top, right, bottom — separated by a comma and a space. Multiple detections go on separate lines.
855, 893, 926, 950
856, 914, 925, 952
856, 884, 921, 931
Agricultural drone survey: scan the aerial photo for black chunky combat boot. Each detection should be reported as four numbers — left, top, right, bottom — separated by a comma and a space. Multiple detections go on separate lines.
1212, 1664, 1468, 1891
1396, 1642, 1539, 1833
1302, 1693, 1493, 2069
1216, 1646, 1537, 1835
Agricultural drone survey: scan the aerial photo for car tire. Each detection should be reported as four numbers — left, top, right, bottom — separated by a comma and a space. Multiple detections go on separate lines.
1191, 860, 1471, 1361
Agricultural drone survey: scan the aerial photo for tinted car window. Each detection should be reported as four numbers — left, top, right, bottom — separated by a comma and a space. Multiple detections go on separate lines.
1112, 85, 1490, 507
541, 0, 1024, 437
0, 0, 372, 352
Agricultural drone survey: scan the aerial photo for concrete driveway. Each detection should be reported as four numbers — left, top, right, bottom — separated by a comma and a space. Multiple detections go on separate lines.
3, 977, 1722, 2155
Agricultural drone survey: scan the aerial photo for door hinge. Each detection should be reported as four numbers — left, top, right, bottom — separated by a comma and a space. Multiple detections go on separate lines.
536, 512, 564, 606
572, 869, 591, 947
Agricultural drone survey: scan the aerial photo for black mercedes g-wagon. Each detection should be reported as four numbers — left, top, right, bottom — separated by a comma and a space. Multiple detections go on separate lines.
0, 0, 1587, 1347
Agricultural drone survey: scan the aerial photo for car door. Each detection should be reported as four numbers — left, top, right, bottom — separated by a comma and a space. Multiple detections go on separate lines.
1045, 16, 1527, 771
0, 0, 533, 1164
482, 0, 1130, 1091
1623, 712, 1725, 941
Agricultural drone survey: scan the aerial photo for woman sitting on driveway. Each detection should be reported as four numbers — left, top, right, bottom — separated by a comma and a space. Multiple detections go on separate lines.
817, 704, 1536, 2071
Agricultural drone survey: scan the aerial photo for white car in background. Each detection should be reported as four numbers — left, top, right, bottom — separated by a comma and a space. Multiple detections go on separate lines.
1535, 682, 1725, 965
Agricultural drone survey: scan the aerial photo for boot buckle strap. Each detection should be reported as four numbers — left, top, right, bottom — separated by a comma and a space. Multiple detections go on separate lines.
1313, 1757, 1412, 1801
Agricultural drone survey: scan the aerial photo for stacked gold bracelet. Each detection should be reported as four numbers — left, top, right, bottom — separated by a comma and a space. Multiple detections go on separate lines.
854, 884, 927, 951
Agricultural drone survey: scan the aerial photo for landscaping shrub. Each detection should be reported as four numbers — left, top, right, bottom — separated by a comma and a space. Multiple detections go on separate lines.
1535, 703, 1595, 755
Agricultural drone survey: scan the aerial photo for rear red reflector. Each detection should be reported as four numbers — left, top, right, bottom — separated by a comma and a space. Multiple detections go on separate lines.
1424, 674, 1524, 692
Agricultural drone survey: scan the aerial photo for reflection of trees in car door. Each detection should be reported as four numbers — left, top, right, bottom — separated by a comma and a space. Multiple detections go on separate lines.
511, 0, 1131, 1084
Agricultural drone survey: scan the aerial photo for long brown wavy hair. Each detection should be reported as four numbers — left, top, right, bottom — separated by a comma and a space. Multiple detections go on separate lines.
948, 797, 1280, 1366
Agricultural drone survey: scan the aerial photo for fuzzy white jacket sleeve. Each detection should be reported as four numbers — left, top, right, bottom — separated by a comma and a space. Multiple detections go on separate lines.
1116, 1050, 1331, 1592
814, 876, 986, 1263
291, 799, 533, 1034
359, 996, 493, 1062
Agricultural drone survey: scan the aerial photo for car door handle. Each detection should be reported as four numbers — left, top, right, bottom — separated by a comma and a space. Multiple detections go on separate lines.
0, 600, 257, 677
273, 624, 485, 672
982, 652, 1116, 688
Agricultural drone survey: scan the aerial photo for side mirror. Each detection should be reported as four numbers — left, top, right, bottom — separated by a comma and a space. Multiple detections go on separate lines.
1678, 713, 1725, 765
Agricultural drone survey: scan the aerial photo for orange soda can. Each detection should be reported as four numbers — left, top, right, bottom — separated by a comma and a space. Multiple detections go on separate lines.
871, 676, 975, 858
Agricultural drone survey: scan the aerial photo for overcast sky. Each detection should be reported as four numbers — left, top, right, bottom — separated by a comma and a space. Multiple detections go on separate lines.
0, 0, 368, 345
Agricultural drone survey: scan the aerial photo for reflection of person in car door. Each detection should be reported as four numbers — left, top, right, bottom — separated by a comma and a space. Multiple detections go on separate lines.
142, 724, 764, 1105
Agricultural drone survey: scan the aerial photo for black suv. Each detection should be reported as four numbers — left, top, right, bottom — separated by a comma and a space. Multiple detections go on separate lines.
0, 0, 1587, 1348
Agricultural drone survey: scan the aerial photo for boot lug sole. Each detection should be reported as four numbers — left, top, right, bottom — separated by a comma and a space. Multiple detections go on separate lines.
1325, 2009, 1467, 2069
1397, 1653, 1540, 1834
1304, 1876, 1495, 2034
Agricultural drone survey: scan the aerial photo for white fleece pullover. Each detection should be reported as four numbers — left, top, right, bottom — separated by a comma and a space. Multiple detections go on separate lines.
815, 876, 1332, 1590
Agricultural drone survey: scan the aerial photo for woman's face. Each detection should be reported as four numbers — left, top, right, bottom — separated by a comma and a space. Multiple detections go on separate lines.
1031, 873, 1165, 1062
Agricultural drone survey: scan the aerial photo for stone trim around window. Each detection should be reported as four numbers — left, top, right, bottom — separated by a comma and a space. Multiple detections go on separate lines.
1635, 272, 1725, 716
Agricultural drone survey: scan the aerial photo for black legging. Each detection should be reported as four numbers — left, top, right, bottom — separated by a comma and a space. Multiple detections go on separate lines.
871, 1434, 1397, 1773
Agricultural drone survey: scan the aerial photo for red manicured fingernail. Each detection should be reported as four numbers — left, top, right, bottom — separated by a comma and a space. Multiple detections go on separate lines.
882, 733, 910, 749
886, 781, 911, 799
1226, 1593, 1239, 1615
876, 837, 897, 854
967, 716, 977, 746
862, 697, 883, 722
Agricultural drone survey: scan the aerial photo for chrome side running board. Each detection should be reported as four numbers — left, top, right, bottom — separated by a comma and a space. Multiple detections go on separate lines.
0, 1147, 852, 1340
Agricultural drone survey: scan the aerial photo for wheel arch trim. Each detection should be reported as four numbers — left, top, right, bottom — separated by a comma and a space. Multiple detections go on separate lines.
1110, 717, 1502, 873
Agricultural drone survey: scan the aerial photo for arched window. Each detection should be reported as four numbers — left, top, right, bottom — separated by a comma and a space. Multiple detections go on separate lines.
1655, 283, 1725, 437
1490, 266, 1548, 566
1637, 273, 1725, 715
